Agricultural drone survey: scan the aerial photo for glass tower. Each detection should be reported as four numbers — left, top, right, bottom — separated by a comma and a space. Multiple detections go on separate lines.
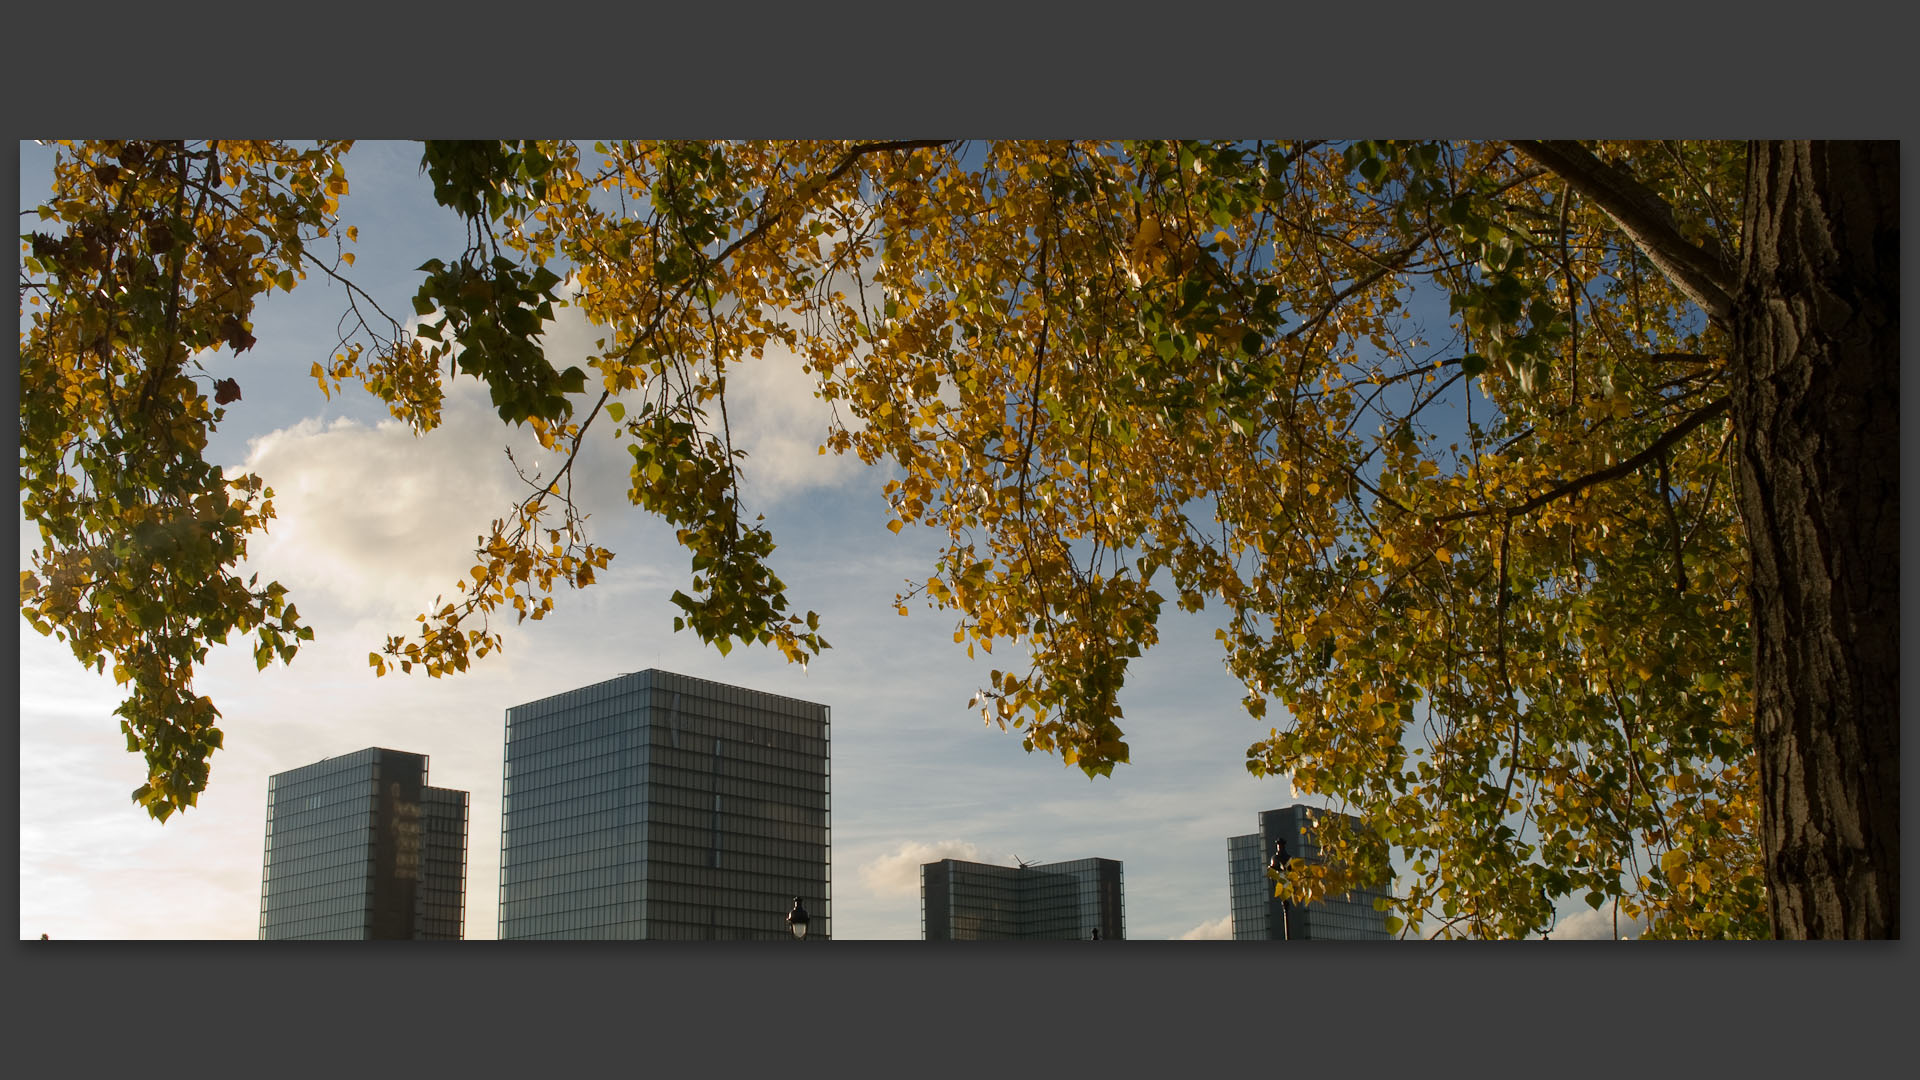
1227, 832, 1269, 939
921, 857, 1124, 939
258, 747, 470, 940
497, 669, 831, 940
1228, 805, 1392, 940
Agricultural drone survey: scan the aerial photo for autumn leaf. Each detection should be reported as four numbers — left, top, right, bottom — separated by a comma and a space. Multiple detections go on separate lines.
218, 316, 257, 354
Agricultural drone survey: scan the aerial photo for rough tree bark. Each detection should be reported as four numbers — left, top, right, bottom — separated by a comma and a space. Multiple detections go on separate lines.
1731, 141, 1900, 938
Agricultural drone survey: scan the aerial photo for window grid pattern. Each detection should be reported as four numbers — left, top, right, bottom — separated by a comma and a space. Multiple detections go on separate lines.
498, 670, 831, 940
921, 857, 1124, 940
1227, 833, 1270, 940
259, 748, 469, 940
416, 787, 469, 940
1225, 806, 1393, 941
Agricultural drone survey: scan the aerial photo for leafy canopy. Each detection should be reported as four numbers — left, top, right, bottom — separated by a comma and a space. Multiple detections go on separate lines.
20, 139, 1760, 937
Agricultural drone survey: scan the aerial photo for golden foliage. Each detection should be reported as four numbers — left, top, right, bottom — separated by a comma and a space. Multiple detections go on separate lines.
23, 140, 1766, 936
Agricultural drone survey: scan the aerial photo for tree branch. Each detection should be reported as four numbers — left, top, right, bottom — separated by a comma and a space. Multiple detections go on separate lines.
711, 139, 953, 270
1282, 166, 1548, 348
1511, 140, 1737, 324
1435, 397, 1730, 524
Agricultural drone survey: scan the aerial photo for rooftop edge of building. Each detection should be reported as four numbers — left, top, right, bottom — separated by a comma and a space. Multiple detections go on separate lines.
505, 667, 830, 716
266, 746, 430, 781
923, 856, 1123, 871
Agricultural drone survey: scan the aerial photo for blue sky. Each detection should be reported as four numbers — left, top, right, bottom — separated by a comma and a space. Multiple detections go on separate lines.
17, 140, 1640, 940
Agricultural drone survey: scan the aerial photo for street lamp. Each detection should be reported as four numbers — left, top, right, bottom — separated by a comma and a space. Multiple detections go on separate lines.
786, 897, 810, 940
1268, 840, 1293, 941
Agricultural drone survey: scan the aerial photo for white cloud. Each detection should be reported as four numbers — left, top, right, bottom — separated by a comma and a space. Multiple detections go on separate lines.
224, 288, 783, 632
1178, 915, 1234, 940
855, 840, 988, 898
727, 343, 870, 502
536, 278, 869, 509
227, 376, 570, 623
1551, 903, 1646, 940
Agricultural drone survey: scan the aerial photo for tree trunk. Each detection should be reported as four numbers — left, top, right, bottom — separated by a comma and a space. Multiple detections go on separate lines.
1731, 141, 1900, 938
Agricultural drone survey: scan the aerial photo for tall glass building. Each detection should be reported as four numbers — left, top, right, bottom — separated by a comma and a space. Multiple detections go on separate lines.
921, 857, 1124, 939
1228, 805, 1392, 940
258, 747, 470, 940
497, 669, 831, 940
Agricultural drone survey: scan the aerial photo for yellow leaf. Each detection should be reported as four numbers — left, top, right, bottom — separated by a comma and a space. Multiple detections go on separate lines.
886, 519, 904, 534
1660, 849, 1687, 879
1134, 214, 1161, 257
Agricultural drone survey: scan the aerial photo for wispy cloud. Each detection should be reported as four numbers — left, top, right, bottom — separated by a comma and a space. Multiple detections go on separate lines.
728, 343, 871, 503
1177, 915, 1234, 940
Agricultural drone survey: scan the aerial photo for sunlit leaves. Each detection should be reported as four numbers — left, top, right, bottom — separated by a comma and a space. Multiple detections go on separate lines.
377, 137, 1761, 936
24, 139, 1768, 939
19, 140, 344, 821
385, 140, 843, 679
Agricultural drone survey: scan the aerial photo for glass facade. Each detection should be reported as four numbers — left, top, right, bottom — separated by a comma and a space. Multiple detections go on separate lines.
497, 669, 831, 940
417, 786, 471, 940
1227, 832, 1270, 941
1227, 805, 1392, 940
921, 857, 1124, 939
259, 747, 470, 940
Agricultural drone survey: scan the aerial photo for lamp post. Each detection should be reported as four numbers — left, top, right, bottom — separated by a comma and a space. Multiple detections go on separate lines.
1268, 839, 1293, 941
786, 896, 810, 940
